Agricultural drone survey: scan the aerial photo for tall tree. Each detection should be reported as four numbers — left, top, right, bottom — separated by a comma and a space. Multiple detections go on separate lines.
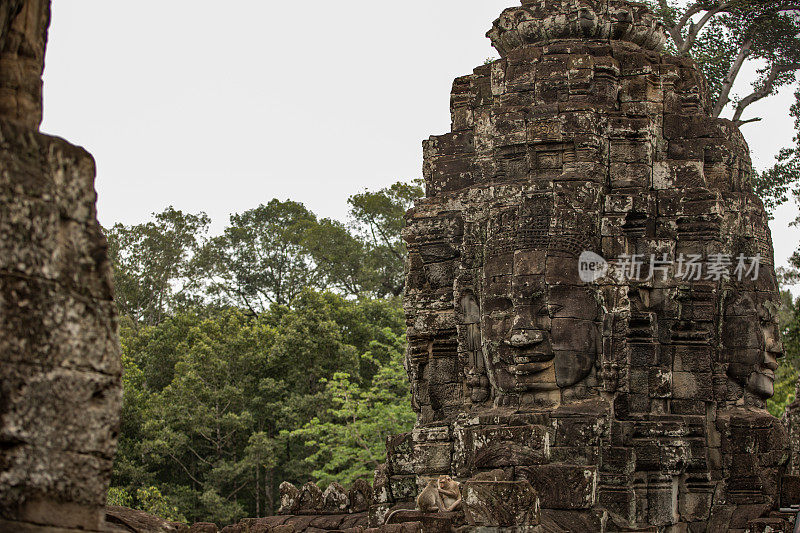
645, 0, 800, 212
301, 218, 370, 297
137, 310, 279, 524
202, 200, 319, 313
106, 207, 210, 327
348, 180, 425, 297
302, 180, 425, 299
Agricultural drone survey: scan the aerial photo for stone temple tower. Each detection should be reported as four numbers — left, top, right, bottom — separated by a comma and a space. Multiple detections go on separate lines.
379, 0, 791, 530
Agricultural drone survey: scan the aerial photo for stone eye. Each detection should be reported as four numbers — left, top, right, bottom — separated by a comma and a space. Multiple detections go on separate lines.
486, 297, 512, 313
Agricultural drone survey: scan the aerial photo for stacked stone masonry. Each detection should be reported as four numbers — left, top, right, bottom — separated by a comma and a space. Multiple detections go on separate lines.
0, 1, 122, 532
380, 0, 794, 531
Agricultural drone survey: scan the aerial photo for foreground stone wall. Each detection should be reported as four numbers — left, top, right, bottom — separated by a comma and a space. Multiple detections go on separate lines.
0, 1, 122, 531
383, 0, 791, 531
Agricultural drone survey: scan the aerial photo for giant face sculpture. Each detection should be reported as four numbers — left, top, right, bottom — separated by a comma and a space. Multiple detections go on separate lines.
463, 195, 601, 406
723, 291, 783, 399
395, 1, 790, 529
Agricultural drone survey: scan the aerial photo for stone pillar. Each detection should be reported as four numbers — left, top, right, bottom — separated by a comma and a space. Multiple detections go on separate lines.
0, 1, 122, 531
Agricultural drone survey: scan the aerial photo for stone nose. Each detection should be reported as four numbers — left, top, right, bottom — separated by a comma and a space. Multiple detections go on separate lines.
507, 330, 545, 348
766, 336, 784, 356
764, 351, 779, 372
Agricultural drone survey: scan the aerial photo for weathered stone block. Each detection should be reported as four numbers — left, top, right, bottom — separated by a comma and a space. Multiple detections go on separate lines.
0, 363, 119, 458
463, 480, 540, 527
516, 465, 596, 509
386, 433, 414, 475
459, 424, 550, 471
598, 488, 636, 525
387, 476, 417, 503
297, 482, 323, 514
189, 523, 218, 533
747, 518, 792, 532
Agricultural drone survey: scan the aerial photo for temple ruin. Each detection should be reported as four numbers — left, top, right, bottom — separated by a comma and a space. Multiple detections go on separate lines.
2, 0, 800, 531
380, 0, 793, 530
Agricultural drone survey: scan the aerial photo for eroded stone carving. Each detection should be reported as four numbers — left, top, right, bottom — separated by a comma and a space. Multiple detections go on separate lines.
487, 0, 666, 57
462, 479, 540, 528
383, 0, 791, 530
0, 2, 121, 531
0, 0, 49, 128
277, 480, 373, 516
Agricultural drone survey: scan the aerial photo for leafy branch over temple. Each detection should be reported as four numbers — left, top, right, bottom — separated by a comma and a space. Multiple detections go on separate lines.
645, 0, 800, 211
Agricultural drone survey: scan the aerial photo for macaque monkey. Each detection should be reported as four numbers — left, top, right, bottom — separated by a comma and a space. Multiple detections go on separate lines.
416, 479, 443, 512
437, 475, 462, 512
385, 475, 463, 524
415, 475, 462, 512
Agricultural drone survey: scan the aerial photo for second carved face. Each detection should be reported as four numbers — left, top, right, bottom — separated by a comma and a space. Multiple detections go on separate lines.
479, 253, 601, 400
723, 292, 784, 399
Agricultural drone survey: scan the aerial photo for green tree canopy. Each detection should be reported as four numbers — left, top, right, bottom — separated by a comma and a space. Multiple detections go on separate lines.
111, 291, 410, 523
202, 200, 319, 313
347, 179, 424, 297
106, 185, 420, 522
106, 207, 210, 327
289, 330, 415, 488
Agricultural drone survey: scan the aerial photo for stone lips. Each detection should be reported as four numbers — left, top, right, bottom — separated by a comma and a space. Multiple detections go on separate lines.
488, 0, 667, 57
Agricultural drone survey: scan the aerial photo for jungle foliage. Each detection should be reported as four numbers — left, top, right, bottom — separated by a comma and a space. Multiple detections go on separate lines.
107, 181, 422, 524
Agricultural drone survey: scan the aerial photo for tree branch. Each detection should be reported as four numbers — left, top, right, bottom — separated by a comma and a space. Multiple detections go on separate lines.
673, 2, 706, 37
658, 0, 686, 49
186, 444, 213, 466
736, 117, 763, 126
733, 62, 800, 123
167, 451, 204, 486
713, 39, 752, 117
227, 479, 251, 500
366, 215, 404, 262
680, 3, 731, 55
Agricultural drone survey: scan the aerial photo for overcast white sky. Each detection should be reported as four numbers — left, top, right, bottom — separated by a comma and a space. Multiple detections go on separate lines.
40, 1, 800, 279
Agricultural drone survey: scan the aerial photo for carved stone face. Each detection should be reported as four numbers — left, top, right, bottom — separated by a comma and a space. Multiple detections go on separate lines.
723, 293, 783, 399
475, 203, 601, 402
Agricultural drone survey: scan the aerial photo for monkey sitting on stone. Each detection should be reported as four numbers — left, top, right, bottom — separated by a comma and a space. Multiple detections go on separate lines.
437, 475, 462, 512
385, 475, 463, 525
416, 475, 461, 512
415, 479, 443, 513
